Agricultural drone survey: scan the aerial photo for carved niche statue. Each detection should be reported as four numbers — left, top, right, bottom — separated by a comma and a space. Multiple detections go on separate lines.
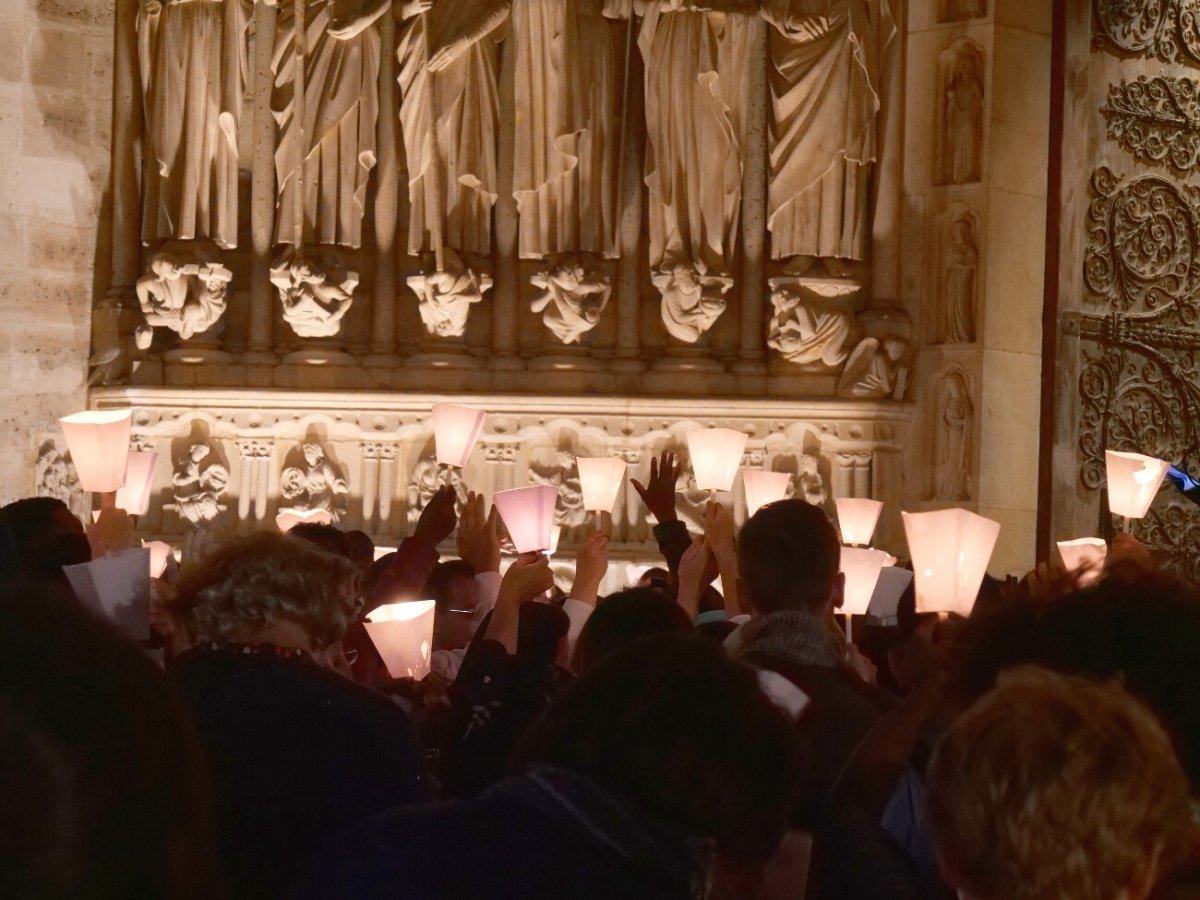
270, 255, 358, 338
939, 40, 984, 186
836, 335, 909, 398
406, 454, 467, 525
797, 453, 827, 506
407, 248, 492, 338
529, 452, 588, 528
171, 441, 229, 525
654, 263, 733, 344
280, 442, 349, 521
272, 0, 390, 248
531, 259, 612, 345
766, 285, 853, 369
137, 0, 249, 249
761, 0, 897, 263
938, 0, 985, 22
932, 369, 973, 501
136, 252, 232, 340
940, 213, 979, 344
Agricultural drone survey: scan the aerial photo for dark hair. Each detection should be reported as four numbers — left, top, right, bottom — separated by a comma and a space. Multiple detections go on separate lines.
0, 579, 221, 898
342, 530, 375, 571
737, 499, 840, 614
514, 635, 801, 863
425, 559, 476, 613
571, 588, 693, 675
0, 497, 90, 580
517, 600, 570, 668
288, 523, 354, 561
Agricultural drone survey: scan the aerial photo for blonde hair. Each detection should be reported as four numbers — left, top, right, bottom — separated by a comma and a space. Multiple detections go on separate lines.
927, 666, 1193, 900
171, 531, 357, 651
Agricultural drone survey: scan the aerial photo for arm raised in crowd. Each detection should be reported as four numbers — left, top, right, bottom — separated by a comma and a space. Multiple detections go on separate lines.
364, 486, 458, 612
632, 450, 694, 580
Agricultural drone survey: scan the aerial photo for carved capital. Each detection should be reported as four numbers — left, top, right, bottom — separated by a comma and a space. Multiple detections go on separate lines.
236, 439, 274, 458
362, 441, 399, 461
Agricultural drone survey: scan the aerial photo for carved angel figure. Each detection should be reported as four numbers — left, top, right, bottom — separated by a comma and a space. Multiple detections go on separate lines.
280, 442, 349, 519
35, 441, 81, 506
530, 261, 612, 344
766, 288, 851, 368
270, 257, 358, 338
407, 249, 492, 337
171, 442, 229, 525
836, 336, 908, 398
406, 455, 467, 525
529, 453, 588, 527
654, 263, 732, 344
136, 252, 231, 340
797, 453, 827, 506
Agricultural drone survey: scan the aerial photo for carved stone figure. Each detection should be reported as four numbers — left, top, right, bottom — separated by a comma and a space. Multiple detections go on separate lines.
933, 371, 973, 501
406, 454, 467, 525
272, 0, 390, 248
940, 42, 984, 186
761, 0, 897, 262
531, 260, 612, 344
270, 256, 357, 338
797, 453, 827, 506
767, 287, 852, 368
279, 442, 349, 520
938, 0, 984, 22
137, 0, 249, 248
942, 214, 979, 343
171, 441, 229, 525
407, 249, 492, 338
35, 440, 82, 507
836, 336, 908, 398
397, 0, 504, 257
136, 252, 231, 339
89, 299, 154, 387
654, 263, 732, 344
529, 452, 588, 527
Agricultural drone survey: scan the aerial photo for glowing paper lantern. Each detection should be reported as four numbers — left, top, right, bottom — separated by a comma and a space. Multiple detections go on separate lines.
143, 540, 173, 579
902, 509, 1000, 617
1105, 450, 1169, 520
59, 409, 132, 493
492, 485, 557, 553
432, 404, 487, 468
63, 547, 150, 641
836, 498, 884, 547
1057, 537, 1107, 585
363, 600, 437, 680
275, 509, 334, 533
576, 457, 627, 513
840, 546, 891, 616
548, 524, 562, 556
686, 428, 749, 493
743, 470, 792, 516
115, 451, 158, 516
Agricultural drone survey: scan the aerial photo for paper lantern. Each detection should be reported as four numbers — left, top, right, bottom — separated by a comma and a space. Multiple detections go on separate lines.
432, 403, 487, 468
867, 566, 914, 619
492, 485, 557, 553
63, 547, 150, 641
548, 524, 562, 556
840, 546, 891, 616
576, 457, 627, 513
363, 600, 437, 680
1057, 537, 1107, 585
743, 470, 792, 516
686, 428, 749, 493
59, 409, 132, 493
902, 509, 1000, 617
835, 498, 884, 547
115, 451, 158, 516
275, 508, 334, 533
142, 540, 173, 579
1105, 450, 1169, 520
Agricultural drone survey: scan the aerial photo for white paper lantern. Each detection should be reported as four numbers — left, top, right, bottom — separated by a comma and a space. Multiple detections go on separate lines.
275, 509, 334, 533
142, 540, 173, 579
577, 457, 627, 513
1105, 450, 1169, 520
432, 403, 487, 468
902, 509, 1000, 617
840, 546, 891, 616
364, 600, 437, 680
63, 547, 150, 641
742, 470, 792, 516
686, 428, 749, 493
59, 409, 132, 493
835, 498, 884, 547
492, 485, 558, 553
115, 451, 158, 516
1057, 537, 1107, 585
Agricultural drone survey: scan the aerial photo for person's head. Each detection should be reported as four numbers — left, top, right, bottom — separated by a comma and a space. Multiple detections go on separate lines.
928, 667, 1194, 900
289, 522, 353, 560
0, 579, 220, 898
425, 559, 479, 651
635, 566, 672, 593
515, 635, 801, 864
737, 499, 842, 616
171, 532, 357, 652
570, 588, 693, 675
0, 497, 90, 581
517, 600, 570, 669
342, 530, 375, 572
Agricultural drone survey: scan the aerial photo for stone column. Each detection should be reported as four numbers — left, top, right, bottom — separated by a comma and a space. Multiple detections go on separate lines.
108, 0, 140, 300
490, 40, 522, 371
245, 1, 278, 366
834, 451, 857, 500
368, 11, 399, 365
734, 17, 768, 377
237, 439, 274, 523
377, 443, 399, 536
612, 21, 644, 374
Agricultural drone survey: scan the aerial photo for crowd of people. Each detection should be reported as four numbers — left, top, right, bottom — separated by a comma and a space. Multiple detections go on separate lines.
0, 448, 1198, 899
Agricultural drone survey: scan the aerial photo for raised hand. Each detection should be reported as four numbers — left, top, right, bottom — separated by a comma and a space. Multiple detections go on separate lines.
401, 0, 434, 18
676, 535, 711, 619
631, 449, 680, 524
702, 500, 736, 560
413, 484, 458, 546
570, 530, 610, 606
457, 491, 501, 574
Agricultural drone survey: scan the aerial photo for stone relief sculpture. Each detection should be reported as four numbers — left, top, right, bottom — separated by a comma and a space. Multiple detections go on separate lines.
937, 0, 984, 22
89, 299, 153, 386
270, 255, 358, 338
939, 213, 979, 344
932, 370, 973, 502
170, 441, 229, 525
1103, 76, 1200, 173
836, 336, 908, 398
761, 0, 897, 263
35, 441, 87, 519
136, 252, 232, 340
272, 0, 390, 248
654, 264, 733, 344
529, 452, 588, 527
1094, 0, 1200, 65
280, 442, 349, 520
938, 39, 984, 186
766, 284, 853, 369
137, 0, 249, 249
406, 454, 467, 525
797, 453, 827, 506
530, 259, 612, 344
408, 248, 492, 338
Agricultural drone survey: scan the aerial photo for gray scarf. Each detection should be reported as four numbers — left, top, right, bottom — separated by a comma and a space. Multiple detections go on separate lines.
726, 609, 845, 671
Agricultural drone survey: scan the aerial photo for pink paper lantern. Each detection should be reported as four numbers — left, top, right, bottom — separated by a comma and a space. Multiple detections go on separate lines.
142, 540, 173, 579
576, 457, 627, 513
1057, 537, 1107, 586
742, 470, 792, 516
839, 546, 891, 616
432, 403, 487, 468
275, 509, 334, 533
492, 485, 557, 553
59, 409, 132, 493
902, 509, 1000, 617
686, 428, 748, 493
1104, 450, 1168, 520
115, 451, 158, 516
835, 498, 884, 547
364, 600, 437, 680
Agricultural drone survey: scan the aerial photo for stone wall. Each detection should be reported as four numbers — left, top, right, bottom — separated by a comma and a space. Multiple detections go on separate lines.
0, 0, 113, 503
